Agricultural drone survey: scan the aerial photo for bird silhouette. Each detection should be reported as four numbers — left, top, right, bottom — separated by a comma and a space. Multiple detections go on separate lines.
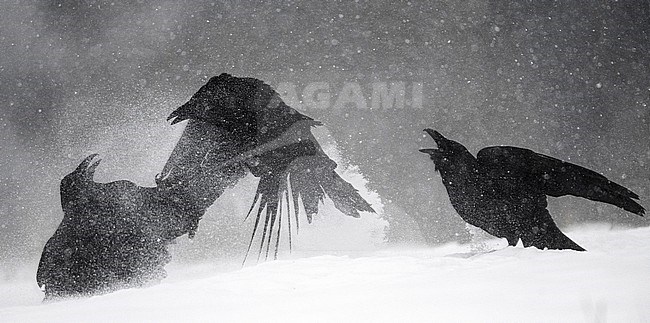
420, 129, 645, 251
37, 152, 236, 300
163, 73, 375, 261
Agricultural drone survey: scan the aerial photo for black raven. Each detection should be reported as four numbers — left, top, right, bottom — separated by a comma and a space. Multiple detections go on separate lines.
164, 73, 375, 260
37, 154, 196, 300
38, 126, 248, 300
420, 129, 645, 251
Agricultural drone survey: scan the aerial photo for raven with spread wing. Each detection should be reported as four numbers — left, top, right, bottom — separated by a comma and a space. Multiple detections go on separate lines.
420, 129, 645, 251
163, 73, 375, 260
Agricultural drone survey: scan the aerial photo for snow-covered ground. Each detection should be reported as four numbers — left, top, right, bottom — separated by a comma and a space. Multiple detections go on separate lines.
1, 225, 649, 322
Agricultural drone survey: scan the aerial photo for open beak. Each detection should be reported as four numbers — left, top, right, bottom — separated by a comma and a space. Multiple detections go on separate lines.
423, 128, 445, 145
420, 128, 442, 155
75, 154, 101, 179
75, 154, 98, 172
167, 98, 196, 125
167, 106, 184, 125
167, 110, 180, 124
419, 148, 438, 155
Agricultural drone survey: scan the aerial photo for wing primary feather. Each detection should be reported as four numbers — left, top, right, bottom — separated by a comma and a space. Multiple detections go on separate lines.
242, 195, 265, 266
274, 196, 283, 260
264, 201, 278, 261
244, 190, 261, 222
285, 189, 292, 252
257, 195, 271, 262
290, 176, 301, 234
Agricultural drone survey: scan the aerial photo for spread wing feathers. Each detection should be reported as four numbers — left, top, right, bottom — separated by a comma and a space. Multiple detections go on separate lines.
477, 146, 645, 216
244, 170, 285, 262
286, 156, 375, 220
243, 151, 375, 263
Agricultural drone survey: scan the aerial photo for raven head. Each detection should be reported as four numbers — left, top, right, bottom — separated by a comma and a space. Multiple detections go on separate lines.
419, 129, 473, 173
60, 154, 101, 209
168, 73, 238, 125
167, 73, 261, 140
62, 154, 101, 184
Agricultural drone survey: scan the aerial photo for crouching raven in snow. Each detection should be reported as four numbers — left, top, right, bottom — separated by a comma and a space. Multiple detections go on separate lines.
420, 129, 645, 251
36, 154, 221, 300
38, 126, 248, 300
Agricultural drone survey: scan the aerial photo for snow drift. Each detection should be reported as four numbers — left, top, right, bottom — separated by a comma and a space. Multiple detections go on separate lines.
1, 225, 649, 322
